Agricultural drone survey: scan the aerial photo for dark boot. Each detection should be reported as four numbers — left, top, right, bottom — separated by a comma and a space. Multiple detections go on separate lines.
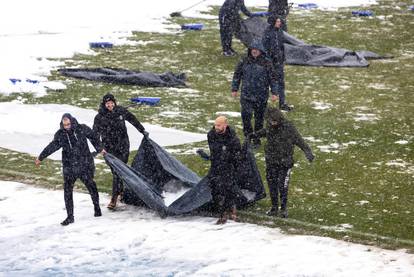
61, 215, 74, 226
266, 207, 278, 217
280, 103, 293, 112
94, 205, 102, 217
229, 206, 239, 222
216, 212, 228, 225
107, 195, 117, 210
280, 209, 288, 218
223, 50, 236, 57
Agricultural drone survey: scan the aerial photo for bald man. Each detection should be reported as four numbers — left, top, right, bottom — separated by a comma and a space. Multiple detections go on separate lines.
207, 116, 243, 224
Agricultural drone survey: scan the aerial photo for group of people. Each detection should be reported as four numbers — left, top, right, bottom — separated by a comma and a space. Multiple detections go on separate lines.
35, 94, 148, 225
207, 109, 314, 224
210, 0, 314, 224
222, 0, 293, 140
34, 0, 313, 226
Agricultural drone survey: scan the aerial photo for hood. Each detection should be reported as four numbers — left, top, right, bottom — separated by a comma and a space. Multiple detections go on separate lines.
247, 39, 266, 56
60, 113, 79, 130
99, 93, 117, 113
265, 107, 285, 127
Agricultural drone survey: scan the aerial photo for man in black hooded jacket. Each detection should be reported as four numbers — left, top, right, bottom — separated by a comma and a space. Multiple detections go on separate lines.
262, 15, 292, 111
207, 116, 243, 224
219, 0, 252, 56
93, 93, 148, 210
232, 39, 279, 148
268, 0, 289, 31
253, 107, 314, 218
35, 113, 104, 226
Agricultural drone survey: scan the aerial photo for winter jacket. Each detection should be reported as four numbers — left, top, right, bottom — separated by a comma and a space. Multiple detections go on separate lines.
268, 0, 289, 17
232, 41, 279, 102
38, 113, 102, 177
93, 99, 145, 159
256, 108, 313, 168
207, 126, 243, 180
219, 0, 252, 20
262, 23, 286, 65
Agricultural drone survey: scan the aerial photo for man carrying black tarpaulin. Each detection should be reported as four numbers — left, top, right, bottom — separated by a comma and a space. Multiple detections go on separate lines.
262, 15, 293, 111
93, 93, 149, 210
35, 113, 105, 226
207, 116, 243, 224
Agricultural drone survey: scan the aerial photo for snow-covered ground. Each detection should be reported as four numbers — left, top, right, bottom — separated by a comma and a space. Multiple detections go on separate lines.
0, 181, 412, 276
0, 0, 376, 96
0, 101, 206, 160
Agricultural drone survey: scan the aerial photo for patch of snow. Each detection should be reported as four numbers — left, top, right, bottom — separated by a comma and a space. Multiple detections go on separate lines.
215, 111, 241, 118
311, 101, 333, 111
1, 181, 412, 276
0, 102, 206, 160
353, 113, 379, 122
395, 140, 409, 145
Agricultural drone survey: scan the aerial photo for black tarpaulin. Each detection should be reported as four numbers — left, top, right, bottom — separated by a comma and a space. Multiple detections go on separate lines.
59, 67, 187, 87
104, 137, 266, 217
237, 17, 389, 67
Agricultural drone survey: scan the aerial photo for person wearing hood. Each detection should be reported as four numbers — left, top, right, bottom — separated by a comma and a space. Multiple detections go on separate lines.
262, 15, 292, 111
207, 116, 243, 224
35, 114, 105, 226
252, 107, 314, 218
219, 0, 252, 56
231, 39, 279, 148
93, 93, 148, 210
268, 0, 289, 31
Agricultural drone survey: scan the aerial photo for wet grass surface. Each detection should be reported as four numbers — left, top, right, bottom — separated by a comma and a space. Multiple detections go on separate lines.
0, 0, 413, 250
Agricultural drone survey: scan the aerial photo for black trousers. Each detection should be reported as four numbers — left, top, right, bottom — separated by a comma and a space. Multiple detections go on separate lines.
266, 165, 292, 211
210, 175, 238, 214
108, 150, 129, 199
63, 172, 100, 217
240, 99, 267, 137
219, 14, 240, 52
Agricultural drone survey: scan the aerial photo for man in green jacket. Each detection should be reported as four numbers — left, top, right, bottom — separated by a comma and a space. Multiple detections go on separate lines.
253, 107, 314, 218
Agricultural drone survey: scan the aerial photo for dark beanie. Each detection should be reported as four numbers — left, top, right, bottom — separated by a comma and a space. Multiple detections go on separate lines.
102, 93, 116, 104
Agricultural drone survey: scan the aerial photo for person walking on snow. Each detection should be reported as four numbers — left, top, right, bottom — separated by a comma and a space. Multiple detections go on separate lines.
252, 107, 314, 218
231, 39, 279, 148
219, 0, 252, 56
35, 113, 105, 226
93, 93, 149, 210
207, 116, 243, 224
262, 15, 293, 111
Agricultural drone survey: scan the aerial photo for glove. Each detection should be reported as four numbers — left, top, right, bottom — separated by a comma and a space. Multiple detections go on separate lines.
142, 130, 149, 138
196, 149, 210, 161
305, 152, 315, 163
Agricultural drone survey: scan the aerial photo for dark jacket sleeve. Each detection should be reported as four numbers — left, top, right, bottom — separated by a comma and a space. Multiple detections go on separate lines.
83, 124, 103, 152
262, 29, 271, 54
291, 125, 313, 156
92, 115, 102, 139
231, 135, 243, 169
240, 0, 252, 17
231, 59, 244, 91
267, 62, 279, 95
38, 131, 62, 161
123, 108, 145, 134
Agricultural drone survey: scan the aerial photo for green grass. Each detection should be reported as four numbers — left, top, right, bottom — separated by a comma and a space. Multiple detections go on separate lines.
1, 0, 413, 250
